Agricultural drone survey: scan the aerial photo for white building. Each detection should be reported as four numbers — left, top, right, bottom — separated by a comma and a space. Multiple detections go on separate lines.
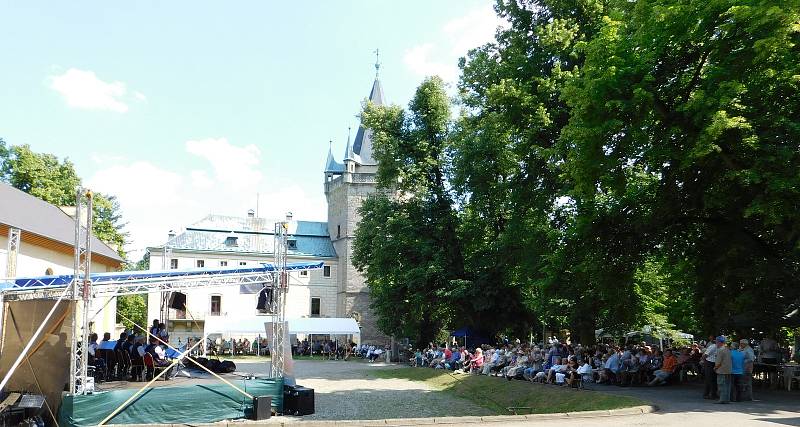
0, 182, 124, 334
146, 214, 338, 344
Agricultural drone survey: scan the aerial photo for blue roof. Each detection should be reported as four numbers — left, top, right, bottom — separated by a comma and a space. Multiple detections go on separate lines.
152, 215, 336, 258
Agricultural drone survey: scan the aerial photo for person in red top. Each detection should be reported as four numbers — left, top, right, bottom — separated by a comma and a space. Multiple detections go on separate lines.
648, 349, 678, 386
469, 348, 485, 374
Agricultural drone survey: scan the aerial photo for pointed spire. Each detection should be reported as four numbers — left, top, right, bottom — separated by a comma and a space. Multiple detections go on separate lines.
325, 139, 345, 173
344, 126, 355, 161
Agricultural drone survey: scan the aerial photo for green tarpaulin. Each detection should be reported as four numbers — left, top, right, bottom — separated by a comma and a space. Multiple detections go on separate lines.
58, 378, 283, 426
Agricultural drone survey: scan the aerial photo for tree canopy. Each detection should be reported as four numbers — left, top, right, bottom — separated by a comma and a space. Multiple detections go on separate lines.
353, 0, 800, 345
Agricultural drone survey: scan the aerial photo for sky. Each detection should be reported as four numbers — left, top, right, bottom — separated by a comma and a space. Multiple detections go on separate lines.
0, 1, 504, 259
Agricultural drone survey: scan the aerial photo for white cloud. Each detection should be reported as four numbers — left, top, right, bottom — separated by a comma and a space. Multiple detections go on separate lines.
403, 43, 459, 82
87, 161, 189, 256
49, 68, 144, 113
185, 138, 262, 186
87, 138, 327, 260
134, 91, 147, 102
403, 5, 505, 82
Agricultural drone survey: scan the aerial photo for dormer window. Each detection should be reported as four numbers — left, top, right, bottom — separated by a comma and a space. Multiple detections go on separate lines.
287, 238, 297, 250
225, 236, 238, 247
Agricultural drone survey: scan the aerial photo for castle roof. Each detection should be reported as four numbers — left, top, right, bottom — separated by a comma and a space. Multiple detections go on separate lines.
325, 71, 385, 171
325, 142, 345, 173
151, 214, 336, 258
350, 78, 384, 165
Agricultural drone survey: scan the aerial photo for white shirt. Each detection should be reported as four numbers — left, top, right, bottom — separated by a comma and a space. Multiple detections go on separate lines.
154, 345, 166, 360
88, 342, 98, 357
703, 344, 717, 363
137, 346, 146, 357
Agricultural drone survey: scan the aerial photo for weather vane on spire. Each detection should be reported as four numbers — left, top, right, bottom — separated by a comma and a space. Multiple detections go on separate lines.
374, 48, 380, 77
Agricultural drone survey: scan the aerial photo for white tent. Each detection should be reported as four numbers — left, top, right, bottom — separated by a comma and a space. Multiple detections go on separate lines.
203, 316, 360, 336
287, 317, 360, 335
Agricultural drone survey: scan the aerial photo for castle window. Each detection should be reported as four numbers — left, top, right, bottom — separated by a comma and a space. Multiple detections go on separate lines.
220, 260, 228, 267
196, 260, 205, 268
170, 259, 178, 269
310, 298, 321, 317
300, 270, 308, 277
287, 238, 297, 250
324, 266, 331, 277
210, 295, 222, 316
224, 236, 238, 246
337, 225, 341, 239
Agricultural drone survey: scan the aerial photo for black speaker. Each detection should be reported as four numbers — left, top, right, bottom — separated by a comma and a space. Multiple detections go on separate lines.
169, 292, 186, 310
219, 360, 236, 373
252, 395, 272, 420
283, 385, 314, 415
193, 357, 208, 369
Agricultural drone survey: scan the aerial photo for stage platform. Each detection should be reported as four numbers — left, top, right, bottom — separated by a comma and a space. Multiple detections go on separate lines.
58, 371, 283, 427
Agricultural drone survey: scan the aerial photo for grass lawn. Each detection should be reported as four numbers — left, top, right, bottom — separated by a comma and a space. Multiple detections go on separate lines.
370, 368, 646, 415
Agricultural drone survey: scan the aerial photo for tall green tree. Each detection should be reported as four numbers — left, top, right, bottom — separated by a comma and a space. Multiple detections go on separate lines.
453, 0, 641, 343
561, 0, 800, 334
353, 77, 464, 345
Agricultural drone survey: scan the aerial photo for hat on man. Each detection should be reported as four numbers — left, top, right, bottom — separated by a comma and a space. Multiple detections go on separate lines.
716, 336, 726, 343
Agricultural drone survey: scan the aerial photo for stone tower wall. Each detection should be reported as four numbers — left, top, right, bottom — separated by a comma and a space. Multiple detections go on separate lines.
325, 169, 389, 345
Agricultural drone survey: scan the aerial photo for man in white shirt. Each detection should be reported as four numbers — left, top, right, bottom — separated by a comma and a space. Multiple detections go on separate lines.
603, 349, 621, 384
703, 339, 718, 399
739, 339, 755, 401
482, 348, 500, 375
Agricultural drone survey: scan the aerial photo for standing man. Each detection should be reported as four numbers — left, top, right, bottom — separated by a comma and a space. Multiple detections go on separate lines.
730, 343, 745, 401
702, 337, 718, 399
739, 339, 755, 401
714, 336, 733, 404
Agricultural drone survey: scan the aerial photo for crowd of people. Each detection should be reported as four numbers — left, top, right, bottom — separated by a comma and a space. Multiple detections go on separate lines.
87, 319, 174, 382
409, 334, 790, 404
293, 339, 388, 362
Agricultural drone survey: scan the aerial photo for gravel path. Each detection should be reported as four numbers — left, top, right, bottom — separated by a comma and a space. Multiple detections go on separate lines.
236, 360, 492, 420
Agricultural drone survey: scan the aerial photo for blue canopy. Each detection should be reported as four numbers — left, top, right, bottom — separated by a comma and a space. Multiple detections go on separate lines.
451, 327, 475, 337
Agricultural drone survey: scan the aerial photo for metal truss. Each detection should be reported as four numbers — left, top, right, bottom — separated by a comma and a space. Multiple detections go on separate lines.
70, 188, 93, 394
270, 214, 290, 379
2, 263, 322, 301
5, 227, 20, 278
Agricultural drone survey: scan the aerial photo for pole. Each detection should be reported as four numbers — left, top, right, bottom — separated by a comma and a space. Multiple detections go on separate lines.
68, 188, 82, 394
78, 191, 93, 393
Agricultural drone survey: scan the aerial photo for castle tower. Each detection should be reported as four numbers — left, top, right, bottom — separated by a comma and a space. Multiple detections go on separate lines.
324, 64, 387, 344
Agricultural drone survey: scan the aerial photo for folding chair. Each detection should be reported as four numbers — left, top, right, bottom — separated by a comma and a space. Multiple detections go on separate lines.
143, 353, 168, 381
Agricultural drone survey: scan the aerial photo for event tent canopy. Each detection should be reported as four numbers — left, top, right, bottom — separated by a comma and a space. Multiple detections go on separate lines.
203, 317, 360, 336
288, 317, 360, 335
